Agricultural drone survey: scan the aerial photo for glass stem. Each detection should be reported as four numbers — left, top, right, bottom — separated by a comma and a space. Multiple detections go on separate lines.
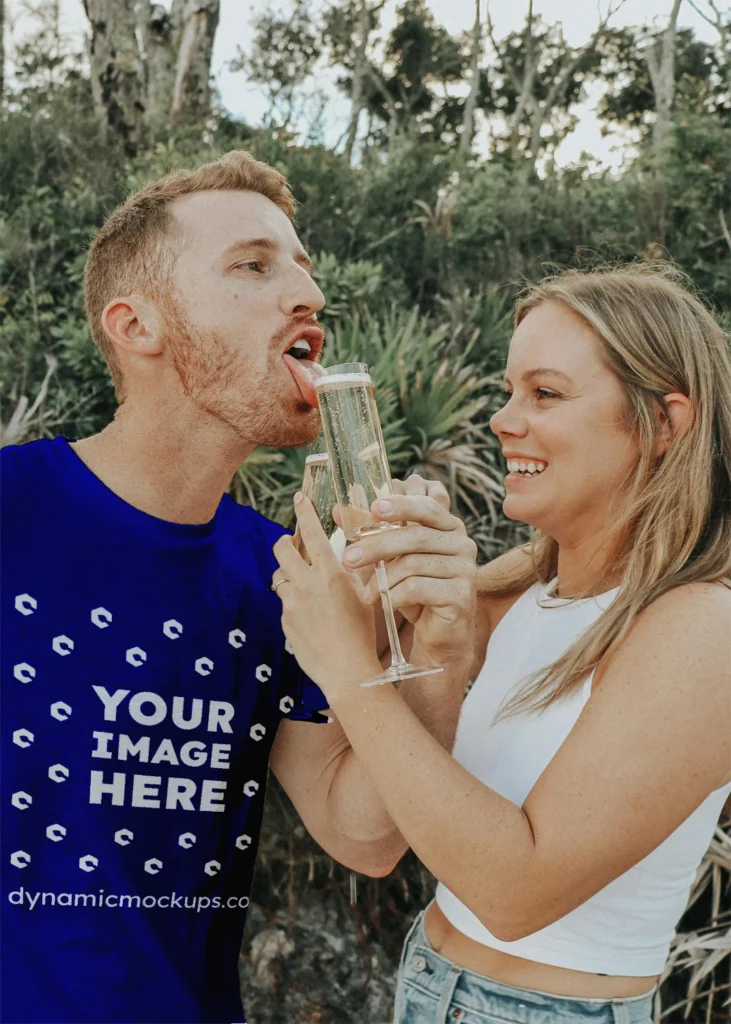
375, 560, 406, 668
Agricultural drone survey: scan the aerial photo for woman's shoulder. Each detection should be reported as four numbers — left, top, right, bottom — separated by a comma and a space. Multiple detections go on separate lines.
593, 577, 728, 679
635, 579, 730, 633
593, 580, 731, 787
596, 579, 730, 699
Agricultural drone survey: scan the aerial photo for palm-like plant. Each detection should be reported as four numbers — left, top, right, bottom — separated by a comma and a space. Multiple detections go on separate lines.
237, 304, 507, 547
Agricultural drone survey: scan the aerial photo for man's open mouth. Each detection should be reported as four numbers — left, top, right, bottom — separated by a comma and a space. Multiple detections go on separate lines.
281, 326, 325, 408
286, 338, 314, 360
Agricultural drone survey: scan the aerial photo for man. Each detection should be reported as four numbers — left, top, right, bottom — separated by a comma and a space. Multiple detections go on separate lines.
1, 151, 468, 1024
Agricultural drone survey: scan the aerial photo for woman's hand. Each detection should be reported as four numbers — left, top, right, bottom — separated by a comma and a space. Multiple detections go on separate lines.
341, 478, 478, 670
272, 495, 383, 701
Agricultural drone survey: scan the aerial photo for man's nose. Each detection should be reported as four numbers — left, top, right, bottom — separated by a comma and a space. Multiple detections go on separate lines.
283, 267, 326, 318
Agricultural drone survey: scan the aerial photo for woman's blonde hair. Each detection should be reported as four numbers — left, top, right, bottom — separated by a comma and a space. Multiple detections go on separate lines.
487, 263, 731, 716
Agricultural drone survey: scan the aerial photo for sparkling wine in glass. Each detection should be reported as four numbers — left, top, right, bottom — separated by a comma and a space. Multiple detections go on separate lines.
291, 450, 358, 905
292, 452, 346, 563
314, 362, 443, 687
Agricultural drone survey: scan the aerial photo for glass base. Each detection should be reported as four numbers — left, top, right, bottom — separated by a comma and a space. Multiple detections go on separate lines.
361, 662, 444, 687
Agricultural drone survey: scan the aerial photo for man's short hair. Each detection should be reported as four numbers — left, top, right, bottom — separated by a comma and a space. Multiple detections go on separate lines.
84, 150, 295, 398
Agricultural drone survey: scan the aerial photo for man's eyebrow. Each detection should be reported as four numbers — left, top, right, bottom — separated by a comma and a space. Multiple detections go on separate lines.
502, 367, 574, 385
221, 238, 313, 274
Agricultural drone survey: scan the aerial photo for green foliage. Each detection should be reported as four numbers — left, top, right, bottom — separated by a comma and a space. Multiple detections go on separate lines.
488, 16, 606, 157
2, 7, 730, 1021
599, 27, 728, 134
231, 1, 322, 127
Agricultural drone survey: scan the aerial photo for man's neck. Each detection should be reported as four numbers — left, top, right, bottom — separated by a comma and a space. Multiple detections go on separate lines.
71, 399, 253, 525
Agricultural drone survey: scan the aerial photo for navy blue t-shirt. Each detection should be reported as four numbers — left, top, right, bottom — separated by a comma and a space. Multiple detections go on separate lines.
1, 437, 328, 1024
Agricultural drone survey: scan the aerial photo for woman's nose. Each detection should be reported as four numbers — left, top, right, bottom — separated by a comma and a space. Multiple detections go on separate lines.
490, 396, 528, 438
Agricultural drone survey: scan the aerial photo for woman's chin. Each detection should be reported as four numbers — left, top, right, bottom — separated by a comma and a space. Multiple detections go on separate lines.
502, 496, 542, 529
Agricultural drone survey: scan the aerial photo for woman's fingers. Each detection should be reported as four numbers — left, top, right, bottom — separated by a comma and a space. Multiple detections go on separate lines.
402, 473, 451, 510
363, 554, 476, 605
386, 576, 476, 620
366, 549, 468, 587
344, 516, 475, 573
373, 492, 457, 531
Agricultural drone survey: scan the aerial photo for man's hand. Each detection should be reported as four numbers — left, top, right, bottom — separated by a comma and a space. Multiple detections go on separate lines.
273, 496, 383, 701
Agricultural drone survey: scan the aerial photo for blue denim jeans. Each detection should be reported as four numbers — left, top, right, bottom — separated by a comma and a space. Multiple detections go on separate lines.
393, 908, 655, 1024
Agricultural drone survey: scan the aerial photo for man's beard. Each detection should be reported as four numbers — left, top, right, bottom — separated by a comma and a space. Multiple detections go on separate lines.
163, 301, 320, 449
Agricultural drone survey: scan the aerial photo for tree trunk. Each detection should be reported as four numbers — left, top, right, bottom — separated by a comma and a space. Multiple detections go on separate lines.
344, 0, 371, 165
0, 0, 5, 107
506, 1, 537, 159
141, 3, 178, 125
83, 0, 146, 156
460, 0, 482, 154
645, 0, 683, 152
687, 0, 731, 100
170, 0, 220, 124
366, 64, 400, 160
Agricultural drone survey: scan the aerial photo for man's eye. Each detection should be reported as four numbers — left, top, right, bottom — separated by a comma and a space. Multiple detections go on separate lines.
236, 261, 264, 272
535, 388, 559, 400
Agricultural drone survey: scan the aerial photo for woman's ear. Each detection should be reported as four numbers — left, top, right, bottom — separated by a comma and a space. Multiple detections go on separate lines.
656, 393, 694, 456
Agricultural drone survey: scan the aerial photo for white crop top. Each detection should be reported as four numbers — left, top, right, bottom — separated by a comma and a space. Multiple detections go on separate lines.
435, 579, 731, 976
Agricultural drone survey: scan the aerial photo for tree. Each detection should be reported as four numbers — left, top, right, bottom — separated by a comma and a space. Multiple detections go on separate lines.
348, 0, 469, 155
322, 0, 385, 162
82, 0, 220, 153
645, 0, 683, 151
169, 0, 220, 124
485, 0, 628, 164
141, 3, 179, 125
460, 0, 483, 154
339, 0, 382, 163
599, 24, 726, 134
231, 1, 320, 130
686, 0, 731, 96
1, 0, 5, 106
83, 0, 146, 156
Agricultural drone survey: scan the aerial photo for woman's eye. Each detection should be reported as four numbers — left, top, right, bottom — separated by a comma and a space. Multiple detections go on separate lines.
500, 388, 559, 402
236, 261, 264, 273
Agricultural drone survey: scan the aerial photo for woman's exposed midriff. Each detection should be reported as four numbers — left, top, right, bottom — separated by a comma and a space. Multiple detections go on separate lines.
424, 901, 658, 999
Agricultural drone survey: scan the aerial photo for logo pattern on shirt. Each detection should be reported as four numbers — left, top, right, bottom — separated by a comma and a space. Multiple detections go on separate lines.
9, 590, 291, 878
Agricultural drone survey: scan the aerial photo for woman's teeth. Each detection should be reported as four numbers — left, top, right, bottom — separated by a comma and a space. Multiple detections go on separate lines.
507, 459, 547, 476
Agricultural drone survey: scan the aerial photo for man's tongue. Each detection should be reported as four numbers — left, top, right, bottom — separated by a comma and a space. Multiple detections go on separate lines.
282, 353, 320, 408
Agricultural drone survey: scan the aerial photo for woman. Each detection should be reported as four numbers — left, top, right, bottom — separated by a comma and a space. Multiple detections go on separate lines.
273, 265, 731, 1024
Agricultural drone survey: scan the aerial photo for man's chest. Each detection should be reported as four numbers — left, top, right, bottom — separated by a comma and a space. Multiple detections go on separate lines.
2, 547, 288, 888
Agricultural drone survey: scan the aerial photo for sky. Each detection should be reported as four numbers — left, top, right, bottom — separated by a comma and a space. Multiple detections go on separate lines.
5, 0, 725, 169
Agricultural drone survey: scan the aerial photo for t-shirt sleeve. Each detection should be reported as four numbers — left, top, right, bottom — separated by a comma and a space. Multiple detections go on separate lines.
280, 647, 331, 724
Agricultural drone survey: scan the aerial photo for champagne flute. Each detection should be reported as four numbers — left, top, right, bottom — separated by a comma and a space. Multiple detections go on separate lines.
292, 450, 357, 903
314, 362, 443, 687
292, 452, 346, 563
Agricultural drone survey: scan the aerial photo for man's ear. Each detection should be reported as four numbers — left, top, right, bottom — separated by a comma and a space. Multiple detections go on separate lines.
101, 295, 165, 359
656, 392, 694, 456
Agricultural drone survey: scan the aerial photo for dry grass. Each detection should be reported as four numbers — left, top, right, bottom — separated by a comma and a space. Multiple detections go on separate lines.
244, 781, 731, 1023
656, 819, 731, 1022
